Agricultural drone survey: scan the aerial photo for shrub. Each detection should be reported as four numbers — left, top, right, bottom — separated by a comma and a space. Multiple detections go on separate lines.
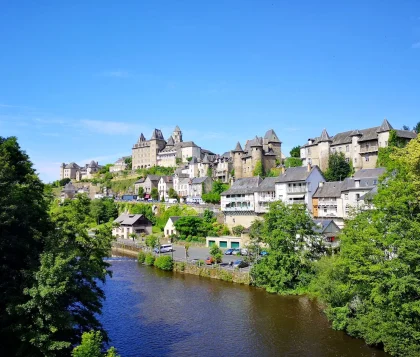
232, 225, 245, 237
144, 253, 155, 266
209, 244, 222, 263
137, 251, 146, 264
154, 256, 173, 271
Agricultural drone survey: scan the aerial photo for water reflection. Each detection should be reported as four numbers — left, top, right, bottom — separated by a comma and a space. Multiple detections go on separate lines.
100, 258, 388, 357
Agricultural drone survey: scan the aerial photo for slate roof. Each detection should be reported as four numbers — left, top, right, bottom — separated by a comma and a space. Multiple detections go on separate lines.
221, 177, 263, 196
114, 214, 150, 226
313, 182, 343, 198
160, 176, 173, 184
358, 186, 378, 201
138, 133, 146, 142
147, 175, 161, 183
168, 216, 182, 224
175, 141, 199, 148
166, 136, 175, 146
276, 166, 322, 183
65, 162, 79, 169
174, 125, 181, 131
135, 178, 145, 184
320, 129, 332, 142
202, 154, 210, 164
395, 129, 417, 139
313, 219, 340, 234
191, 177, 210, 184
353, 168, 386, 179
63, 182, 77, 192
151, 129, 165, 140
88, 160, 99, 168
264, 129, 281, 143
201, 149, 216, 155
233, 142, 243, 152
254, 177, 278, 192
377, 119, 393, 133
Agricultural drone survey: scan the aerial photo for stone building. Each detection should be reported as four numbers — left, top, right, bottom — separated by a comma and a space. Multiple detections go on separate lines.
231, 129, 282, 179
60, 161, 102, 181
300, 119, 417, 172
110, 156, 131, 173
132, 126, 212, 169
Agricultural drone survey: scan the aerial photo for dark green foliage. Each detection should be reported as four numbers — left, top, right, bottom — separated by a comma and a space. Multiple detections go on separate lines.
203, 209, 214, 223
252, 160, 264, 177
202, 181, 229, 204
377, 130, 410, 169
124, 157, 132, 170
206, 167, 212, 177
90, 198, 118, 225
137, 186, 144, 197
232, 225, 245, 236
154, 256, 173, 271
168, 188, 178, 200
151, 187, 159, 200
72, 331, 119, 357
98, 164, 113, 175
155, 204, 197, 230
284, 157, 303, 168
0, 137, 51, 355
290, 146, 301, 158
323, 152, 351, 182
50, 177, 71, 187
174, 216, 206, 238
136, 166, 175, 177
209, 244, 222, 263
145, 235, 158, 250
414, 121, 420, 134
137, 251, 146, 264
144, 253, 155, 266
117, 202, 156, 224
251, 202, 325, 294
311, 137, 420, 356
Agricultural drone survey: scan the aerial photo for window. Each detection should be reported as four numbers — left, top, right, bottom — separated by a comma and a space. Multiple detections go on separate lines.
345, 158, 349, 163
346, 145, 349, 152
345, 193, 348, 200
373, 179, 377, 185
308, 148, 311, 155
324, 208, 327, 213
365, 155, 369, 162
332, 148, 336, 153
354, 158, 357, 163
356, 194, 360, 200
385, 141, 388, 146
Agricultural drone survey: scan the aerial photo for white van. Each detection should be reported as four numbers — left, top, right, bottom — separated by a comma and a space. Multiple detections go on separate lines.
154, 244, 173, 253
168, 198, 178, 204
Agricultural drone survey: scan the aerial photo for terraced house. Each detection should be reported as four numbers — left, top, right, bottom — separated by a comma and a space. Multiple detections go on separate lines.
300, 119, 416, 171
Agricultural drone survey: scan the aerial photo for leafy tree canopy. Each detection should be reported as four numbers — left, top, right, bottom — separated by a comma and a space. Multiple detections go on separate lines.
253, 160, 264, 177
284, 157, 303, 168
72, 331, 119, 357
290, 146, 301, 158
323, 152, 352, 182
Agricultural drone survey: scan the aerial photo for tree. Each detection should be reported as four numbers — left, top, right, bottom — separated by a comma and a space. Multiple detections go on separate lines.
185, 242, 190, 260
124, 157, 132, 170
323, 152, 351, 182
15, 195, 115, 356
174, 216, 206, 239
414, 121, 420, 134
91, 198, 118, 225
402, 125, 410, 130
311, 136, 420, 356
203, 209, 215, 223
202, 181, 230, 204
251, 202, 325, 294
209, 244, 222, 263
137, 186, 144, 197
151, 187, 159, 201
206, 167, 212, 177
168, 188, 179, 200
98, 164, 113, 175
72, 331, 119, 357
0, 137, 51, 355
253, 160, 264, 177
284, 157, 302, 168
232, 225, 245, 236
290, 146, 301, 158
145, 235, 158, 250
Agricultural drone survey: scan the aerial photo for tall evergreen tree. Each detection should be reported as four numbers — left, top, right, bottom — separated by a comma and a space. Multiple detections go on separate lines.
324, 152, 352, 181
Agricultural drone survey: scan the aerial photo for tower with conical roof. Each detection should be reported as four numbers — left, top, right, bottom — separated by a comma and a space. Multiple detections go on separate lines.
319, 128, 332, 171
150, 129, 166, 167
232, 141, 244, 179
173, 125, 183, 144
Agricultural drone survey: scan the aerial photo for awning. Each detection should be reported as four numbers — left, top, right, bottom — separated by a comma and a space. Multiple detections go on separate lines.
144, 194, 150, 199
290, 195, 305, 199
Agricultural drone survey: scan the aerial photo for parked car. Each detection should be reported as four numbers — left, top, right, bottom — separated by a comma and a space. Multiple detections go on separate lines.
232, 248, 241, 255
240, 248, 248, 256
260, 250, 269, 256
233, 260, 249, 268
205, 256, 214, 265
224, 249, 234, 255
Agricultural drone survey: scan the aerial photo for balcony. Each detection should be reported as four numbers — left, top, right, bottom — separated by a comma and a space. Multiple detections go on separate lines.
223, 205, 254, 212
257, 196, 276, 202
359, 145, 378, 153
287, 186, 306, 194
224, 197, 247, 202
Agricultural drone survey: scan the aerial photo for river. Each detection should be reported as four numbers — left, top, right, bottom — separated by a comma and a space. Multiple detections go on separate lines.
99, 257, 388, 357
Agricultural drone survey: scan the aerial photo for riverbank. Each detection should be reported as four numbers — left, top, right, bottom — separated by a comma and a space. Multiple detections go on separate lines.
111, 247, 250, 285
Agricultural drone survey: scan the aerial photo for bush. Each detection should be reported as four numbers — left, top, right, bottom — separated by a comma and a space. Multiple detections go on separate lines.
137, 251, 146, 264
209, 244, 222, 263
144, 253, 155, 266
154, 256, 173, 271
232, 225, 245, 237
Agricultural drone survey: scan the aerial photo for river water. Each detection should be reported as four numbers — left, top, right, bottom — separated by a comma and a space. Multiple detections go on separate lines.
99, 258, 388, 357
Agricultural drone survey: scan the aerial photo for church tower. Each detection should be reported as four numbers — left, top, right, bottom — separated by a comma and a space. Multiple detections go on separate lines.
173, 125, 183, 144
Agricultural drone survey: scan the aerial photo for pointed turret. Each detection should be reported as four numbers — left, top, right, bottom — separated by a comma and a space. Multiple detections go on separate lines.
151, 129, 164, 140
167, 136, 175, 146
319, 128, 332, 142
264, 129, 281, 143
174, 125, 181, 132
250, 136, 263, 147
138, 133, 146, 142
377, 118, 393, 133
233, 141, 243, 152
202, 154, 210, 164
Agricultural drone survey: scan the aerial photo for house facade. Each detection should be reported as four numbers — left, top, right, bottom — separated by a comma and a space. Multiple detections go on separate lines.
113, 213, 153, 239
110, 156, 130, 173
300, 119, 416, 172
190, 176, 213, 198
158, 176, 174, 200
312, 167, 386, 227
60, 161, 102, 181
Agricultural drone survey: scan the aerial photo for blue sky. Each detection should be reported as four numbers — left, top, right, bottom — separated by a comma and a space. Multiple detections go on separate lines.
1, 1, 419, 182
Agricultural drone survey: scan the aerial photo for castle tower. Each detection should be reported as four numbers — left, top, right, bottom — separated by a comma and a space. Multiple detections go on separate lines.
264, 129, 282, 160
232, 142, 244, 179
173, 125, 183, 144
318, 129, 332, 172
60, 163, 65, 180
149, 129, 166, 166
250, 136, 263, 173
350, 129, 362, 171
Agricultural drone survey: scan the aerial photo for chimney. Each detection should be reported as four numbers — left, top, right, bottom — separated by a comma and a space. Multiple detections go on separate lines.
355, 179, 360, 188
307, 162, 312, 172
319, 182, 324, 188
